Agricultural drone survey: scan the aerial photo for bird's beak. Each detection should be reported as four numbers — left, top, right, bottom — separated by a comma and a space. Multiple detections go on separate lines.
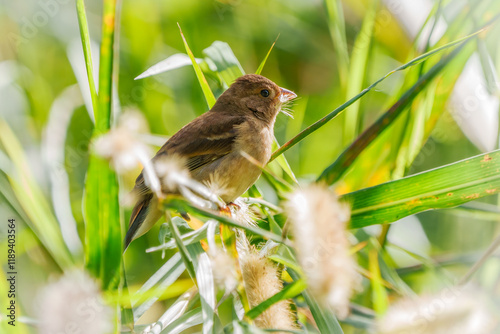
279, 87, 297, 103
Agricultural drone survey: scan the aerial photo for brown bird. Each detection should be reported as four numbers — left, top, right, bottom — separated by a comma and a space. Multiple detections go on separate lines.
125, 74, 296, 249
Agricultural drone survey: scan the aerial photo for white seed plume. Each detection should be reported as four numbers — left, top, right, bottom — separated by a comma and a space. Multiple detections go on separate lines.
36, 270, 113, 334
203, 171, 234, 199
153, 154, 190, 192
377, 288, 496, 334
209, 248, 239, 293
231, 197, 256, 227
240, 247, 298, 332
93, 111, 152, 174
286, 183, 360, 319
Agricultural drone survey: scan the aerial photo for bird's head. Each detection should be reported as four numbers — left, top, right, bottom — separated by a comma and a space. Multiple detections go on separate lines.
215, 74, 297, 124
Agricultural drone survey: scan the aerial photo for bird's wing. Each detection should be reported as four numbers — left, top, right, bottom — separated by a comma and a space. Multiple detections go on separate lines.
155, 112, 245, 171
132, 113, 246, 193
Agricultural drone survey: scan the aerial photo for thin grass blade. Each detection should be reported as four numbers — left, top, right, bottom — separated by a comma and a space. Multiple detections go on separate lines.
318, 43, 466, 185
270, 23, 496, 162
255, 35, 279, 75
178, 24, 216, 108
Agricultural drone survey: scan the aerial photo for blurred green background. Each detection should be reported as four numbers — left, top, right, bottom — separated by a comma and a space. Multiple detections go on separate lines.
1, 0, 500, 331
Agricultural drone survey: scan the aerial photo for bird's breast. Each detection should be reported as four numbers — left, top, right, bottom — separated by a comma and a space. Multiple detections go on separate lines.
191, 121, 274, 203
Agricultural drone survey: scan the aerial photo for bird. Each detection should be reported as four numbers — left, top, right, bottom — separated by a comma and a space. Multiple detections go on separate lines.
125, 74, 297, 249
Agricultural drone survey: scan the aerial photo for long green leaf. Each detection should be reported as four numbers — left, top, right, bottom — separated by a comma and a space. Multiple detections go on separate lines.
343, 0, 378, 144
270, 25, 493, 162
76, 0, 98, 114
168, 216, 196, 279
288, 269, 343, 334
80, 0, 122, 290
318, 43, 466, 185
342, 150, 500, 228
325, 0, 349, 88
178, 24, 217, 108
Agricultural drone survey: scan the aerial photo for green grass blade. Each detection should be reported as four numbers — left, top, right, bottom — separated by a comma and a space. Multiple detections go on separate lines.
342, 150, 500, 228
0, 120, 74, 269
368, 248, 388, 314
343, 0, 378, 144
246, 279, 306, 320
178, 24, 217, 108
203, 41, 245, 85
270, 24, 494, 162
81, 0, 122, 291
288, 269, 344, 334
164, 198, 288, 245
76, 0, 98, 114
168, 216, 196, 279
318, 43, 466, 185
325, 0, 349, 88
255, 35, 279, 75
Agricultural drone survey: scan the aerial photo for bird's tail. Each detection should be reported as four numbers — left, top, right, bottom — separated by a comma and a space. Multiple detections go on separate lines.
124, 192, 154, 250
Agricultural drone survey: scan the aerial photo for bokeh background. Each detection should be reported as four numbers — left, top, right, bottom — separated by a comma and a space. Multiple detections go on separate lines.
1, 0, 500, 332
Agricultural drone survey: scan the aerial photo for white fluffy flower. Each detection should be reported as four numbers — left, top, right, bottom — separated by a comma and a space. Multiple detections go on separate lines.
209, 248, 238, 292
286, 183, 360, 319
377, 288, 496, 334
153, 155, 190, 192
93, 111, 151, 174
240, 247, 298, 332
36, 270, 113, 334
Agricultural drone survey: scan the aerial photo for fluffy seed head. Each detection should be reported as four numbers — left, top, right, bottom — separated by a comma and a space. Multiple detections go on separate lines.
153, 154, 190, 192
240, 247, 298, 333
94, 111, 151, 173
377, 288, 496, 334
36, 270, 113, 334
286, 183, 360, 319
209, 248, 238, 292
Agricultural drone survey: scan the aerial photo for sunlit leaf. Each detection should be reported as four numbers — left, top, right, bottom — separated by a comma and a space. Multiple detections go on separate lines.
342, 150, 500, 228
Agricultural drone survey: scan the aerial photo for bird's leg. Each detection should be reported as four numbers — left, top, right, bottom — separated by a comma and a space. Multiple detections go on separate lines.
227, 202, 241, 210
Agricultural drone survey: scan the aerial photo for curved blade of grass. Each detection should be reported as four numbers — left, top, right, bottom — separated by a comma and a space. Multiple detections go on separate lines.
270, 25, 494, 162
288, 269, 343, 334
134, 53, 203, 80
164, 198, 288, 245
342, 150, 500, 228
178, 24, 216, 108
246, 278, 306, 320
76, 0, 98, 114
318, 42, 466, 185
255, 35, 279, 75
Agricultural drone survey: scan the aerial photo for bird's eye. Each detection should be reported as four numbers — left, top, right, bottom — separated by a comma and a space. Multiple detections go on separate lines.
260, 89, 270, 97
